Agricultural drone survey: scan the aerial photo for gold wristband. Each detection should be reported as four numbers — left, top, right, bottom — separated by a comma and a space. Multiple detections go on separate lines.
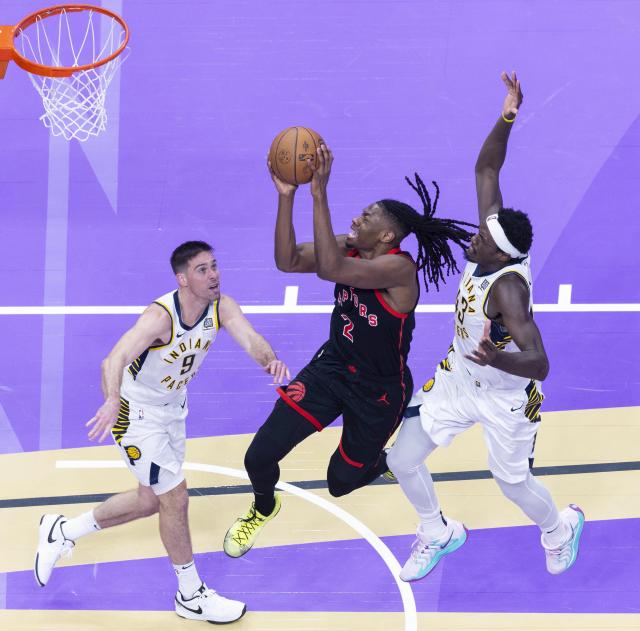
502, 113, 516, 123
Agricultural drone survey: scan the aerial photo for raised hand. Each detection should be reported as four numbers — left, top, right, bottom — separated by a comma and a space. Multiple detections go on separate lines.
86, 398, 121, 443
264, 359, 291, 384
500, 71, 523, 119
308, 144, 333, 198
267, 156, 298, 196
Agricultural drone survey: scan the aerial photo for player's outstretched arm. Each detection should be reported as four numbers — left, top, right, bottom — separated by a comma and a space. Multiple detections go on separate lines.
218, 294, 291, 384
86, 304, 171, 442
475, 71, 523, 224
269, 156, 348, 274
464, 275, 549, 381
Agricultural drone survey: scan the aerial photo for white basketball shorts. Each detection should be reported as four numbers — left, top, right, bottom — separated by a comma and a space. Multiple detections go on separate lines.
111, 394, 188, 495
408, 365, 543, 484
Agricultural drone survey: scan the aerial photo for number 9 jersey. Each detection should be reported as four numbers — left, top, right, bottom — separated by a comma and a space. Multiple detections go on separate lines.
120, 290, 219, 406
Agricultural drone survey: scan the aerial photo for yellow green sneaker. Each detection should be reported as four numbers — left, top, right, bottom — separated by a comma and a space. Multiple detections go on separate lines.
223, 493, 282, 558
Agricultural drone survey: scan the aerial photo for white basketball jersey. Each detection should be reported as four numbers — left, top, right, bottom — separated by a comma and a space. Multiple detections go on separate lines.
120, 290, 219, 406
451, 257, 533, 391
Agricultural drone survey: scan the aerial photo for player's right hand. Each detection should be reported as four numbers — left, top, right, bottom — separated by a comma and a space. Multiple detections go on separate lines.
267, 156, 298, 196
86, 398, 121, 443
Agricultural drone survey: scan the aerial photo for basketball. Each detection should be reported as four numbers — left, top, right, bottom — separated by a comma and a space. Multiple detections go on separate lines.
269, 126, 325, 185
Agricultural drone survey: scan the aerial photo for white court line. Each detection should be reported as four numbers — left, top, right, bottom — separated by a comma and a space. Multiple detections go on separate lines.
56, 459, 418, 631
557, 284, 572, 306
3, 281, 637, 315
1, 302, 639, 315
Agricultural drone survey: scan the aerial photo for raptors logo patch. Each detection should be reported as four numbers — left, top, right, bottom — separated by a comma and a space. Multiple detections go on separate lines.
286, 381, 306, 403
422, 378, 435, 393
124, 445, 142, 466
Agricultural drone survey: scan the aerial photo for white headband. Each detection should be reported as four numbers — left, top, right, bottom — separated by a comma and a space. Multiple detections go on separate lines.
486, 214, 526, 259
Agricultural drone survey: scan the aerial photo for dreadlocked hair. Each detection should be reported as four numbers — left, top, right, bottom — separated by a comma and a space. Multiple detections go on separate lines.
379, 173, 476, 292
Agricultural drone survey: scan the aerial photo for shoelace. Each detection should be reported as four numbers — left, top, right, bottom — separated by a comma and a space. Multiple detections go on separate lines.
232, 508, 265, 545
546, 523, 575, 556
59, 540, 75, 560
411, 530, 453, 560
410, 538, 436, 561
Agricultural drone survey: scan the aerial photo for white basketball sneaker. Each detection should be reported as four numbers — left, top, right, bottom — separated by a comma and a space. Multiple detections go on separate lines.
399, 518, 468, 582
175, 583, 246, 624
34, 514, 75, 587
542, 504, 585, 575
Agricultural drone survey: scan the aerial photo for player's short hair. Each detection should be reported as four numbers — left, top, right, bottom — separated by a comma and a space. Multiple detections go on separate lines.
498, 208, 533, 255
170, 240, 213, 273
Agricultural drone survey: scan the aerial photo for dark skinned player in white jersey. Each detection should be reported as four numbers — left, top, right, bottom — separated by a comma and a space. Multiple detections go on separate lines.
387, 72, 585, 582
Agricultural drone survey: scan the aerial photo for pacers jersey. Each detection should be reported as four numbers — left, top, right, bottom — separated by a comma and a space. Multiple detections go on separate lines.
328, 248, 416, 379
120, 290, 219, 406
451, 257, 533, 390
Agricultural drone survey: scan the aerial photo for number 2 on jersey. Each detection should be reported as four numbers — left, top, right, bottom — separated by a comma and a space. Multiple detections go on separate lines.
341, 314, 354, 342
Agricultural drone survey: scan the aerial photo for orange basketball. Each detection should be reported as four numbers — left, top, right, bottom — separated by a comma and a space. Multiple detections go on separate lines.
269, 126, 325, 185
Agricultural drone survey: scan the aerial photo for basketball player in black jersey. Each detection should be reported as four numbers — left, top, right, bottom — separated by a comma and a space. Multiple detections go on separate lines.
223, 144, 475, 558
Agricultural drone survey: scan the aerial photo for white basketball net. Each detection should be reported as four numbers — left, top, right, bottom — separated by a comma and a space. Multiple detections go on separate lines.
16, 8, 129, 142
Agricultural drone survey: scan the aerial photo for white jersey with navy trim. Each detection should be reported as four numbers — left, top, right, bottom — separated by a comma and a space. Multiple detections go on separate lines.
120, 290, 219, 406
450, 257, 533, 391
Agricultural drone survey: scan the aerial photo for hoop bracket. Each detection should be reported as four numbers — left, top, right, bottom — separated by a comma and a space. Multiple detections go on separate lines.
0, 26, 15, 79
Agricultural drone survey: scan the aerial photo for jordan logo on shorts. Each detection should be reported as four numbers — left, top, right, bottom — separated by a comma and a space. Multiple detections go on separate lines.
377, 392, 390, 405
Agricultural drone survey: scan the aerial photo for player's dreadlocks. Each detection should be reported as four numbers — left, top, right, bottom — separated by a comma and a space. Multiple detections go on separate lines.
379, 173, 476, 291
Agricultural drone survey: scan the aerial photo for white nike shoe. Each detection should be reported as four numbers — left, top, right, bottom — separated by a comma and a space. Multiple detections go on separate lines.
399, 518, 468, 582
175, 583, 246, 624
34, 514, 75, 587
542, 504, 585, 575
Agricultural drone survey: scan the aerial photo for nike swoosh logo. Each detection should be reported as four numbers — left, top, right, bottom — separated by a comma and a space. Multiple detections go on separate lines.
176, 332, 184, 338
175, 598, 202, 615
511, 403, 524, 412
47, 515, 64, 544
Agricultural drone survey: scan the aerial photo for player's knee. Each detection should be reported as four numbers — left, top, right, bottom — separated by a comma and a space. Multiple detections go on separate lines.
244, 435, 279, 476
135, 486, 160, 517
158, 479, 189, 512
326, 459, 358, 497
386, 444, 422, 477
327, 475, 351, 497
494, 473, 528, 500
385, 445, 404, 475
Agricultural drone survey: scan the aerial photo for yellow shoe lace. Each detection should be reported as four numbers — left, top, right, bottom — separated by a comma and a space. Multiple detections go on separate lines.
231, 505, 265, 545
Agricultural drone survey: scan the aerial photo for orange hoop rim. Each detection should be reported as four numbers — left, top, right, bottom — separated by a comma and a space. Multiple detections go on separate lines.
2, 4, 129, 78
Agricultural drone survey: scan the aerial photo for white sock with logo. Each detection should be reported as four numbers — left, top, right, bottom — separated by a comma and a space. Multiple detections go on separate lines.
174, 560, 202, 598
60, 510, 101, 541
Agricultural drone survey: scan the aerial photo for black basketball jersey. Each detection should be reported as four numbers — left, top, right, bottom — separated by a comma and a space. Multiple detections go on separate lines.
327, 248, 417, 379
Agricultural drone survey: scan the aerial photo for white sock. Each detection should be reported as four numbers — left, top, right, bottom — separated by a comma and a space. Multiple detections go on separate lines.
418, 511, 449, 543
60, 510, 101, 541
173, 560, 202, 598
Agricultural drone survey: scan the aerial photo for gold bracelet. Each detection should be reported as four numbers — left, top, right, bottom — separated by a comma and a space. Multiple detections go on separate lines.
502, 113, 516, 123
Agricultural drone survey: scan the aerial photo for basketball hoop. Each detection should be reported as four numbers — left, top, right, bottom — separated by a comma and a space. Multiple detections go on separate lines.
0, 4, 130, 141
